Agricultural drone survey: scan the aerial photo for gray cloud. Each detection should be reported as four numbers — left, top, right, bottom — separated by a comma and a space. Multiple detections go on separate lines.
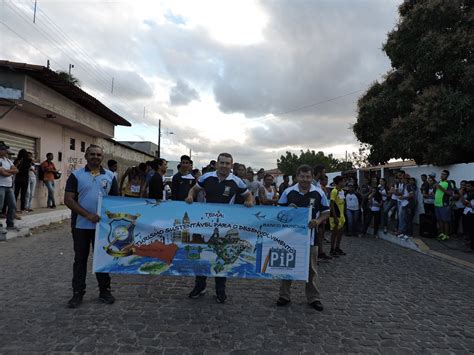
1, 0, 401, 168
169, 79, 200, 106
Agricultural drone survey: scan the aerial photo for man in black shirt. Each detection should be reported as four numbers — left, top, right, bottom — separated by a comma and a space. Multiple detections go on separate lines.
276, 164, 330, 311
172, 155, 195, 201
148, 158, 167, 200
185, 152, 254, 303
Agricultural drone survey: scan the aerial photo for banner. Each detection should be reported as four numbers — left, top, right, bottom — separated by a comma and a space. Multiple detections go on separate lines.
93, 196, 311, 281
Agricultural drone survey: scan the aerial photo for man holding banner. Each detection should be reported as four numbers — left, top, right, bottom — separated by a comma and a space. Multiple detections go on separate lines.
64, 145, 119, 308
185, 152, 254, 303
276, 164, 330, 311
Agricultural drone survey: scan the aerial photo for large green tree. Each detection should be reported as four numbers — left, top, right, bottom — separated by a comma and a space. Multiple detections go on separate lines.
353, 0, 473, 165
277, 149, 353, 175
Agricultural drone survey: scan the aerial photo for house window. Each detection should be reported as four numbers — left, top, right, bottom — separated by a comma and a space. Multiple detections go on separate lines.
58, 152, 62, 162
70, 138, 76, 150
80, 141, 86, 152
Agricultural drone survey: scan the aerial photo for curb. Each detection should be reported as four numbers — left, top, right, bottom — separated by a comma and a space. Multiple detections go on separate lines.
374, 228, 474, 272
0, 208, 70, 242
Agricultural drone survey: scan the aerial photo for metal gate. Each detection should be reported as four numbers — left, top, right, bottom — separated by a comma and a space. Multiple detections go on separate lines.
0, 129, 37, 159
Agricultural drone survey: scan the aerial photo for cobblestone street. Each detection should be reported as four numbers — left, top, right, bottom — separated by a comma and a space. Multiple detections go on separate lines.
0, 222, 473, 354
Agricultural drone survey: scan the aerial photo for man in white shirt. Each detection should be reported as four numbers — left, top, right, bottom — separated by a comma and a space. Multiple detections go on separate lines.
0, 142, 18, 232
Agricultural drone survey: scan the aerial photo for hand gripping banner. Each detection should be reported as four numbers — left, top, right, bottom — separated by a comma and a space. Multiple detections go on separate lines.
93, 196, 311, 281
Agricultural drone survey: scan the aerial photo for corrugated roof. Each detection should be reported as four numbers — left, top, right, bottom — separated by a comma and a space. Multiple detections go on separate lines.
0, 60, 131, 127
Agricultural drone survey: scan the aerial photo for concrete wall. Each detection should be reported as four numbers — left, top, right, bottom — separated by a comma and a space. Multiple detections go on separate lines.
23, 76, 115, 138
98, 139, 155, 184
399, 163, 474, 223
1, 111, 152, 208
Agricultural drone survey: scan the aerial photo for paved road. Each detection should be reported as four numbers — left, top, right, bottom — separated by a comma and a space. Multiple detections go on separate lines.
0, 222, 473, 354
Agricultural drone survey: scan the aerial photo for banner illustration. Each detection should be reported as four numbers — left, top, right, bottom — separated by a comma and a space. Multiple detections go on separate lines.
93, 196, 311, 281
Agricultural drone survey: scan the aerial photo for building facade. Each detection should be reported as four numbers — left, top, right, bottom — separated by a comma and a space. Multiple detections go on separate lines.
0, 60, 153, 208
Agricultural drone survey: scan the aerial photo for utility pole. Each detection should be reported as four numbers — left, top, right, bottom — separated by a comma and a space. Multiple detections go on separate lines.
157, 119, 161, 158
189, 148, 192, 159
46, 59, 50, 69
33, 0, 37, 23
68, 64, 74, 81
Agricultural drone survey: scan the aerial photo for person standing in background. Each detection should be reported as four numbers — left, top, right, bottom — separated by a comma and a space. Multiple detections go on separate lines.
13, 149, 32, 213
41, 153, 57, 208
25, 151, 37, 212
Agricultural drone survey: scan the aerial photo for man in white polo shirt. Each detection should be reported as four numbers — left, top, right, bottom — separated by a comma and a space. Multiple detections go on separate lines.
0, 141, 18, 233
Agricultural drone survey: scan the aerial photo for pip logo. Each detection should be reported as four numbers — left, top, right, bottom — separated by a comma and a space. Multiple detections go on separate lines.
269, 248, 296, 268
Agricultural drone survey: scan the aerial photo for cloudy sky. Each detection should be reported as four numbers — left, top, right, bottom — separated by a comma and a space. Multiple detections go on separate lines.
1, 0, 400, 169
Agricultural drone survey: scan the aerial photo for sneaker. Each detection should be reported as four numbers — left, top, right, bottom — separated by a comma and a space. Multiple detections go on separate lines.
99, 289, 115, 304
188, 287, 206, 299
276, 297, 291, 307
309, 300, 324, 311
67, 292, 84, 308
6, 226, 19, 232
335, 248, 346, 256
318, 253, 332, 260
216, 291, 227, 304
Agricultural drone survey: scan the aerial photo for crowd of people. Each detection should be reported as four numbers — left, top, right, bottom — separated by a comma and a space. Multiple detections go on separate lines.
0, 141, 60, 233
2, 141, 473, 311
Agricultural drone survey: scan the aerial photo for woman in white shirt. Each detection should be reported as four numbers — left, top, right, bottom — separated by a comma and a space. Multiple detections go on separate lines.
363, 187, 383, 237
345, 184, 361, 237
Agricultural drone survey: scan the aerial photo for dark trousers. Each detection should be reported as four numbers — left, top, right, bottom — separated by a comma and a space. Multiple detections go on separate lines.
424, 203, 435, 215
195, 276, 226, 293
363, 210, 381, 235
453, 208, 464, 235
465, 214, 474, 250
14, 178, 29, 211
72, 228, 111, 293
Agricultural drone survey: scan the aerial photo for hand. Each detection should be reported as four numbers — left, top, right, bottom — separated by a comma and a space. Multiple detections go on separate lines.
185, 196, 194, 204
87, 213, 100, 223
10, 166, 18, 174
308, 219, 319, 229
244, 199, 254, 208
289, 203, 298, 208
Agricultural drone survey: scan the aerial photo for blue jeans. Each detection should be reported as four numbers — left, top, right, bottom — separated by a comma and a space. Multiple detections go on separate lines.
382, 199, 396, 228
398, 202, 407, 233
26, 177, 37, 210
0, 186, 16, 227
44, 180, 56, 207
346, 209, 360, 235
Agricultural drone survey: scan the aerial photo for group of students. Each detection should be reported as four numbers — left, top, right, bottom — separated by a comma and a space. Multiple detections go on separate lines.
65, 148, 351, 311
0, 141, 59, 232
315, 169, 474, 252
61, 146, 473, 311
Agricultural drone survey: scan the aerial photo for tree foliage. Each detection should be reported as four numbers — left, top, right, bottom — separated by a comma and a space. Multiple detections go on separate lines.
56, 70, 81, 87
277, 149, 353, 175
353, 0, 473, 165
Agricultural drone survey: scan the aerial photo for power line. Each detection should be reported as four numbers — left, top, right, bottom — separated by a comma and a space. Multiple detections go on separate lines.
24, 0, 149, 99
4, 1, 113, 92
2, 1, 139, 121
245, 89, 363, 126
